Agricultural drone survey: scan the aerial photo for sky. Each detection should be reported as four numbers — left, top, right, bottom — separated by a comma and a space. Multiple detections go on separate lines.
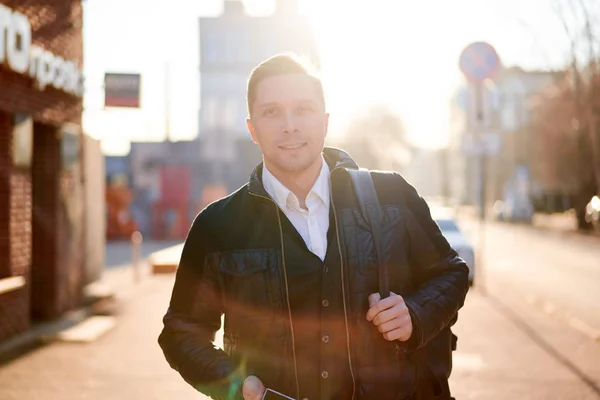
81, 0, 574, 155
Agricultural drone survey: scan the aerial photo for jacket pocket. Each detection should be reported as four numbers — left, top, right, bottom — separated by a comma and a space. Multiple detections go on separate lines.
210, 249, 278, 323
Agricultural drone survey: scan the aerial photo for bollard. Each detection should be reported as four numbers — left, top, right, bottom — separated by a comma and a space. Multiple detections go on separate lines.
131, 231, 143, 284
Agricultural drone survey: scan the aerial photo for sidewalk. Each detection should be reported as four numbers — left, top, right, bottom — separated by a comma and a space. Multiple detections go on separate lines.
0, 257, 598, 399
0, 271, 206, 400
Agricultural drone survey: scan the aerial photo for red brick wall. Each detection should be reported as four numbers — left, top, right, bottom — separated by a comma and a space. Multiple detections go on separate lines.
0, 0, 83, 337
11, 171, 32, 278
0, 113, 11, 278
0, 285, 29, 343
0, 111, 32, 339
0, 112, 31, 278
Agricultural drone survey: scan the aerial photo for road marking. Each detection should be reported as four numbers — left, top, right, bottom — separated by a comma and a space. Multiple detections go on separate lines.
525, 294, 600, 342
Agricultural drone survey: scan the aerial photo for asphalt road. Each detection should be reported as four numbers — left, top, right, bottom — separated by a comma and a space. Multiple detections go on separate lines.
457, 216, 600, 337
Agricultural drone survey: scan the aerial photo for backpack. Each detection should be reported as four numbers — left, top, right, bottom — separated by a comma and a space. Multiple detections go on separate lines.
347, 168, 458, 400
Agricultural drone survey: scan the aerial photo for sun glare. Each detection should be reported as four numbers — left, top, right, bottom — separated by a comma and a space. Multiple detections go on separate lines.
302, 0, 456, 148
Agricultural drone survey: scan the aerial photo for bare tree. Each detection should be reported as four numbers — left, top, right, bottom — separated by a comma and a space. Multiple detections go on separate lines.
517, 0, 600, 228
551, 0, 600, 191
530, 79, 589, 192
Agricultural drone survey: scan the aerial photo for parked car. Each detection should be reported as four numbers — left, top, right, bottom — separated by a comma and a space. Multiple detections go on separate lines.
433, 211, 475, 286
585, 195, 600, 231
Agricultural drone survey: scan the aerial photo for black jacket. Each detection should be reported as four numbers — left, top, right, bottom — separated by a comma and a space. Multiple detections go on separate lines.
158, 148, 469, 400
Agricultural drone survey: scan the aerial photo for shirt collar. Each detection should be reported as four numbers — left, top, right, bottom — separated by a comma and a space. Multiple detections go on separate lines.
262, 155, 330, 210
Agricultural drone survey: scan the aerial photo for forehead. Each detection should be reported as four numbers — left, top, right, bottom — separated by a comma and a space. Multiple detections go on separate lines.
254, 73, 322, 105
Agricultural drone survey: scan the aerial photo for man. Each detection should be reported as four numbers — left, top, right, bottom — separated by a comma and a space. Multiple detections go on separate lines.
159, 53, 469, 400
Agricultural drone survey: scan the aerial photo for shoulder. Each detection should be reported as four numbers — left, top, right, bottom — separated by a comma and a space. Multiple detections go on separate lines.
370, 170, 414, 188
369, 170, 420, 204
190, 184, 251, 232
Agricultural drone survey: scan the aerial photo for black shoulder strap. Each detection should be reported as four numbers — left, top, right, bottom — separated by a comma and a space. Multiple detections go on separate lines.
346, 168, 390, 299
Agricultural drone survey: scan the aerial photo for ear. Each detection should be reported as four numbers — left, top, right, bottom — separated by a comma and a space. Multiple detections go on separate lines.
247, 118, 258, 144
324, 113, 330, 138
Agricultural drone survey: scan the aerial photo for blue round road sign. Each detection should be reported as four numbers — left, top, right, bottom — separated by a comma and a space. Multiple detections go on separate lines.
459, 42, 501, 82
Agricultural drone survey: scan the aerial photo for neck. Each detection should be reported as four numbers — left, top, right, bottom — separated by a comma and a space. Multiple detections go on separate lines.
265, 157, 323, 209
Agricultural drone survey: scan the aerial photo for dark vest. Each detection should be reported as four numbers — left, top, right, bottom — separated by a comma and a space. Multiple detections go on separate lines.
279, 207, 354, 400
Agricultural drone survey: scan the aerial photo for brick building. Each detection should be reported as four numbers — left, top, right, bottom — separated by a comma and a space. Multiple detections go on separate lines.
0, 0, 87, 343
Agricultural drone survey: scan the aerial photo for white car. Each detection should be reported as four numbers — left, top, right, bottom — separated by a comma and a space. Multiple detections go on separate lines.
433, 214, 475, 286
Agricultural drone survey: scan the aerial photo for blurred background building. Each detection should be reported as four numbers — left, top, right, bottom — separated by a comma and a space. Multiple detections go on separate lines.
198, 0, 320, 191
105, 0, 321, 241
448, 67, 557, 207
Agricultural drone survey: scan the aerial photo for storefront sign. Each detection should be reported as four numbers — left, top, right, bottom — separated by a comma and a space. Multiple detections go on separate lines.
104, 73, 141, 108
0, 4, 84, 97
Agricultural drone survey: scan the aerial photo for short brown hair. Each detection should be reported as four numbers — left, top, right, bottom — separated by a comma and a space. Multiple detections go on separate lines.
246, 52, 324, 115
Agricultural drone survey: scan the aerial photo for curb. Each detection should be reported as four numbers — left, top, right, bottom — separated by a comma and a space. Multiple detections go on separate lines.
0, 308, 92, 364
0, 288, 117, 364
148, 243, 183, 275
151, 262, 178, 274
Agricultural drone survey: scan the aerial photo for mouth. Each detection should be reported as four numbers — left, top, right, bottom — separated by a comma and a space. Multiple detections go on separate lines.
279, 143, 306, 150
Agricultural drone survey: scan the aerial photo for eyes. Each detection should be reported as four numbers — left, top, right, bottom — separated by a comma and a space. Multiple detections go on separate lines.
299, 105, 315, 113
262, 104, 316, 117
264, 107, 278, 116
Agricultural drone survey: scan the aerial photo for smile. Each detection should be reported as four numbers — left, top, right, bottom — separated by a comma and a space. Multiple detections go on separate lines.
280, 143, 306, 150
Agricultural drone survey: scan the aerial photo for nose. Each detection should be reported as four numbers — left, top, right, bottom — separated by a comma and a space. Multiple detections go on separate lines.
282, 110, 298, 134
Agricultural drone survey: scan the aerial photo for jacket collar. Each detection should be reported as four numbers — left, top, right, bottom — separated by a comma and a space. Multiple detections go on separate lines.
248, 147, 359, 197
262, 155, 330, 211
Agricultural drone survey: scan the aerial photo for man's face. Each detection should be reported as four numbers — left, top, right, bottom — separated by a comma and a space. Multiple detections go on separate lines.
247, 73, 329, 176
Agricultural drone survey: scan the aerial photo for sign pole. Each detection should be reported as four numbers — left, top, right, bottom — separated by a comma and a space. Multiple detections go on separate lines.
459, 41, 501, 295
475, 81, 486, 220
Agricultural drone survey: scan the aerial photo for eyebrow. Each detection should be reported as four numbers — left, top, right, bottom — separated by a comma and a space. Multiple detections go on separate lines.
257, 102, 279, 108
257, 100, 318, 108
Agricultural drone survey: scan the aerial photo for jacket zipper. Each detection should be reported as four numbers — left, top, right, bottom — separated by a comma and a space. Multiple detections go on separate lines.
329, 172, 357, 400
249, 192, 300, 399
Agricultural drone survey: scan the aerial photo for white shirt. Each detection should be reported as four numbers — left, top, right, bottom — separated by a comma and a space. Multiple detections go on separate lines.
262, 157, 330, 261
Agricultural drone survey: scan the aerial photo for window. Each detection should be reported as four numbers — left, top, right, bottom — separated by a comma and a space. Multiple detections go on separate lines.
202, 33, 219, 64
202, 97, 219, 130
223, 98, 238, 130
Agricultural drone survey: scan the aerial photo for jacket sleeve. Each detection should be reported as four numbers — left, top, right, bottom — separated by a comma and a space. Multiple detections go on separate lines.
158, 214, 244, 400
393, 173, 470, 351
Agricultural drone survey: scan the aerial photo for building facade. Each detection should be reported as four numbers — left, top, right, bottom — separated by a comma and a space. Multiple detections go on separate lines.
0, 0, 89, 342
198, 0, 320, 192
448, 67, 558, 209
